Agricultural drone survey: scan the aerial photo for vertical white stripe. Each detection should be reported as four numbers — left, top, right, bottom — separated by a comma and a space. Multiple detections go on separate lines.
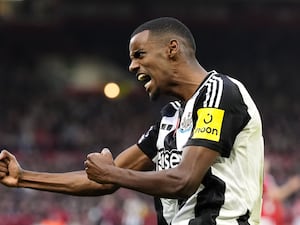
204, 76, 223, 108
170, 101, 180, 110
203, 81, 211, 107
214, 77, 223, 108
195, 71, 222, 108
208, 79, 217, 107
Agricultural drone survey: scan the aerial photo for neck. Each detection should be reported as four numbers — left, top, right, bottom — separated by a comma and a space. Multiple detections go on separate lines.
170, 62, 208, 101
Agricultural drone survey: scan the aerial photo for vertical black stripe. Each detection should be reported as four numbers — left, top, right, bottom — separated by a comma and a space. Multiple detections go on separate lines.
237, 210, 250, 225
154, 197, 169, 225
188, 170, 226, 225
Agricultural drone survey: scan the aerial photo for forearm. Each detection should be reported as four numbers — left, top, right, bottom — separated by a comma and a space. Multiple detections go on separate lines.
19, 170, 119, 196
271, 184, 298, 201
87, 146, 217, 199
107, 166, 193, 199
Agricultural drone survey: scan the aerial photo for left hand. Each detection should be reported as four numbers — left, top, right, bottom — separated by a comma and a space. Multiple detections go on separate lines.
84, 148, 115, 184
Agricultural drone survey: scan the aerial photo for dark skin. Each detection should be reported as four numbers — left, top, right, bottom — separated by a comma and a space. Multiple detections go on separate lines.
85, 146, 219, 199
0, 30, 219, 199
84, 30, 220, 198
0, 145, 151, 196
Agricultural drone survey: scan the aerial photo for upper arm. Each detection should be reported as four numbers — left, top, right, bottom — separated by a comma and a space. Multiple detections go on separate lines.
114, 144, 154, 171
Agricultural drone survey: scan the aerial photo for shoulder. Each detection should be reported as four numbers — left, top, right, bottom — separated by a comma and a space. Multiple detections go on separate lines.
213, 73, 251, 108
197, 72, 247, 109
160, 101, 181, 117
214, 73, 245, 96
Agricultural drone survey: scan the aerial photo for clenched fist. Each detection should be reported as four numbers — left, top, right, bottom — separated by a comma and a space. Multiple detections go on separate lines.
0, 150, 23, 187
84, 148, 115, 184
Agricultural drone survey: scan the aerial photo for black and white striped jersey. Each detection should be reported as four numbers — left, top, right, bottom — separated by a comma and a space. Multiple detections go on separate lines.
137, 71, 264, 225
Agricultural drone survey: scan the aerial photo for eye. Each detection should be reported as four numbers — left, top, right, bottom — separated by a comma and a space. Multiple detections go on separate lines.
133, 50, 145, 59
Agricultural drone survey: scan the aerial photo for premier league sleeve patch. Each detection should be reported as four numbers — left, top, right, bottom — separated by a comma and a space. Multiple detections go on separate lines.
192, 108, 224, 142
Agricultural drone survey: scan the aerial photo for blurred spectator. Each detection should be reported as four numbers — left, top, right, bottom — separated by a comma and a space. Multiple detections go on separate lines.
0, 10, 300, 224
292, 196, 300, 225
261, 158, 300, 225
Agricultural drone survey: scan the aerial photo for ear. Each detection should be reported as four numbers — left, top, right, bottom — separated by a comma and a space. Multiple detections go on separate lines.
168, 39, 179, 58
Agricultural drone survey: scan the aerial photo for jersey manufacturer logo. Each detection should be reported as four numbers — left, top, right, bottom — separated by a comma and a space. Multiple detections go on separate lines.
138, 125, 155, 144
192, 108, 224, 142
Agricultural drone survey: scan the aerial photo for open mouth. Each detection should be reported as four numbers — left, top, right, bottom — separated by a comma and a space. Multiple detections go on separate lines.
137, 73, 151, 83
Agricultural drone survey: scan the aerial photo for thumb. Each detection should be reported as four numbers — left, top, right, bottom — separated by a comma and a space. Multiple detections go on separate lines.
101, 148, 112, 157
0, 150, 13, 160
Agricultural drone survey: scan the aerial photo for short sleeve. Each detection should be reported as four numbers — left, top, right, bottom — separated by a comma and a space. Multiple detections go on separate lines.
137, 121, 160, 160
185, 75, 250, 157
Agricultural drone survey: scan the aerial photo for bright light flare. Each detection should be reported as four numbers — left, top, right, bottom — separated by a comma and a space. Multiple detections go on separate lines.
104, 82, 120, 99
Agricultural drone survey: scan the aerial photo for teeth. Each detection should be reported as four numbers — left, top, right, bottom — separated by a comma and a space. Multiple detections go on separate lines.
137, 74, 148, 81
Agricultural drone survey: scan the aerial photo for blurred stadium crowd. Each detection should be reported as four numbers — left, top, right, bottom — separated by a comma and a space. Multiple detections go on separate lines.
1, 1, 300, 225
0, 57, 161, 225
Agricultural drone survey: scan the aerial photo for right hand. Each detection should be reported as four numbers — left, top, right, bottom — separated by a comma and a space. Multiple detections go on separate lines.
0, 150, 22, 187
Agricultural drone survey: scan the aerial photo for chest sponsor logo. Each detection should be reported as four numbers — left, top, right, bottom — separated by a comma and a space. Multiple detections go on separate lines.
192, 108, 224, 142
157, 148, 182, 170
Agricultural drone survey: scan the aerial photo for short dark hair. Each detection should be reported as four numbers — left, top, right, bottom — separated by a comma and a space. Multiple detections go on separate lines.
131, 17, 196, 52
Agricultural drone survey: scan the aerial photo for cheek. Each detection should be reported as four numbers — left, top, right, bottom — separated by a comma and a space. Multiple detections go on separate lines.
151, 61, 169, 77
144, 56, 169, 80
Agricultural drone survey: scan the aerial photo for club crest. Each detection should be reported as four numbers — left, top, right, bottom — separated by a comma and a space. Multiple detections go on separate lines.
179, 112, 193, 133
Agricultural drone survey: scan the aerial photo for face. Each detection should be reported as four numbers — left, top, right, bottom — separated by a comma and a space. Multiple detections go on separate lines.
129, 30, 172, 101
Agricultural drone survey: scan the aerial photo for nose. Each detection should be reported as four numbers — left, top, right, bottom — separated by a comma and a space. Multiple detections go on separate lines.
129, 60, 139, 73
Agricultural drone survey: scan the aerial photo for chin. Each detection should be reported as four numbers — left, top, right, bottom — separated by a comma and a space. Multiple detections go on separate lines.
149, 89, 160, 101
